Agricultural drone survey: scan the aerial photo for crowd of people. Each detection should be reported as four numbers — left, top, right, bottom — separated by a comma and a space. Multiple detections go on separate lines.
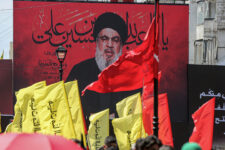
72, 135, 202, 150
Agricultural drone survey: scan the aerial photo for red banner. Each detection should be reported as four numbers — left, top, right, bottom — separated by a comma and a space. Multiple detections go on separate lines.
14, 1, 188, 121
0, 60, 13, 114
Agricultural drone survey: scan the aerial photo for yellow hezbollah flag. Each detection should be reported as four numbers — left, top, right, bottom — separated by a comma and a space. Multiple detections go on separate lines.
116, 93, 142, 118
88, 109, 109, 150
34, 81, 75, 139
0, 50, 4, 59
9, 103, 22, 132
116, 93, 147, 138
65, 81, 87, 147
5, 122, 13, 133
112, 113, 143, 150
15, 81, 46, 133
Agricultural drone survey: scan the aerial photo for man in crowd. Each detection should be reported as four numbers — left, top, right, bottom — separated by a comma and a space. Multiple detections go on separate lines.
135, 135, 162, 150
98, 136, 118, 150
66, 12, 141, 126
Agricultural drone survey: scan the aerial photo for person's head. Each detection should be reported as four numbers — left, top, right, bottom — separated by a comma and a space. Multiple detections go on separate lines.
93, 12, 128, 71
103, 136, 118, 149
159, 145, 173, 150
181, 142, 202, 150
135, 138, 145, 150
105, 146, 118, 150
143, 135, 162, 150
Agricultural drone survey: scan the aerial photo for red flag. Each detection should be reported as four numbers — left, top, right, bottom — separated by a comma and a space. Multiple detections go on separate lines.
142, 71, 161, 100
142, 93, 174, 147
189, 97, 215, 150
82, 18, 157, 94
153, 0, 159, 79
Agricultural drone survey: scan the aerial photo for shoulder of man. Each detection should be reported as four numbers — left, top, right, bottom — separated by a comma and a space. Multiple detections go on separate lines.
69, 57, 96, 72
66, 57, 98, 82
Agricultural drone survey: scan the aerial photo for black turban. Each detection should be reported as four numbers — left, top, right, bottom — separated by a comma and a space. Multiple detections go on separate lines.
93, 12, 128, 45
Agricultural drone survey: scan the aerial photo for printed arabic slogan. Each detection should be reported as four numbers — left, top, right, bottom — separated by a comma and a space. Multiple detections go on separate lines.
188, 65, 225, 149
14, 1, 188, 122
200, 89, 225, 149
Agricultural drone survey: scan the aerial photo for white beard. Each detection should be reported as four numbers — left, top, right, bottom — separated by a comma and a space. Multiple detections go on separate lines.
95, 46, 122, 71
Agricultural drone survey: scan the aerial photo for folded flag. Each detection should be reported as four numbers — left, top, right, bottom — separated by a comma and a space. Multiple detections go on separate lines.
88, 109, 109, 150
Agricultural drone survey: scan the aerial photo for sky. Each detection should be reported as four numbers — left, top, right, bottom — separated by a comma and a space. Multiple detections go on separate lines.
0, 0, 13, 59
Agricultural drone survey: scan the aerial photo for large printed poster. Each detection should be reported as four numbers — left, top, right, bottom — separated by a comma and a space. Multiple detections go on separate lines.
188, 65, 225, 149
14, 1, 188, 122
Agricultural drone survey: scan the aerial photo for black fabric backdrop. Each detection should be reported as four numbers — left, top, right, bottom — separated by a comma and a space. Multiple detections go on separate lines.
188, 64, 225, 149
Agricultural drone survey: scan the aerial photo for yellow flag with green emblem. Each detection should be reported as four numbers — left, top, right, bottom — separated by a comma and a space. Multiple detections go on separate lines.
34, 81, 75, 139
112, 113, 143, 150
116, 93, 142, 118
65, 81, 87, 147
116, 93, 147, 138
88, 109, 109, 150
15, 81, 46, 133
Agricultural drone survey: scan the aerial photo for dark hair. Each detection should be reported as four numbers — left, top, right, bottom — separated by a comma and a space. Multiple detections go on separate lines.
135, 138, 145, 150
105, 146, 119, 150
144, 135, 162, 148
104, 136, 117, 147
93, 12, 128, 45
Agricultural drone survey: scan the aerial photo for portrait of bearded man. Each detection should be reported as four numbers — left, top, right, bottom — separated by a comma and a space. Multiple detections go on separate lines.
66, 12, 141, 126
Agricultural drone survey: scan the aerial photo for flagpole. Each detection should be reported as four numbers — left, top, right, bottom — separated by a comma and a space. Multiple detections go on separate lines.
153, 0, 159, 137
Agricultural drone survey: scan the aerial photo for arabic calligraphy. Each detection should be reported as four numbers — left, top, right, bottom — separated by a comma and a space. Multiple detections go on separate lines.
32, 10, 169, 50
127, 130, 132, 148
125, 12, 145, 46
211, 90, 225, 141
32, 9, 94, 47
30, 97, 41, 132
215, 103, 225, 111
48, 101, 61, 134
38, 58, 64, 80
199, 89, 225, 100
19, 111, 22, 129
93, 119, 102, 149
215, 116, 225, 124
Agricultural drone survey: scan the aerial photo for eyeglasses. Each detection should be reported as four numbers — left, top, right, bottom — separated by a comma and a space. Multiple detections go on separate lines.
97, 35, 121, 44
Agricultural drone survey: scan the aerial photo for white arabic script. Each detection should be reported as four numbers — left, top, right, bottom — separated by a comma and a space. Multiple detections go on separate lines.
215, 116, 225, 124
200, 89, 225, 100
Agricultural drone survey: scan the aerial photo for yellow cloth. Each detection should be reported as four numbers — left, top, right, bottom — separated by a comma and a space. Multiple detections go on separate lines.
65, 81, 87, 147
0, 50, 3, 59
112, 113, 143, 150
88, 109, 109, 150
34, 81, 75, 139
5, 122, 13, 133
116, 93, 142, 117
10, 104, 22, 132
116, 92, 147, 138
15, 81, 46, 133
6, 81, 45, 133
